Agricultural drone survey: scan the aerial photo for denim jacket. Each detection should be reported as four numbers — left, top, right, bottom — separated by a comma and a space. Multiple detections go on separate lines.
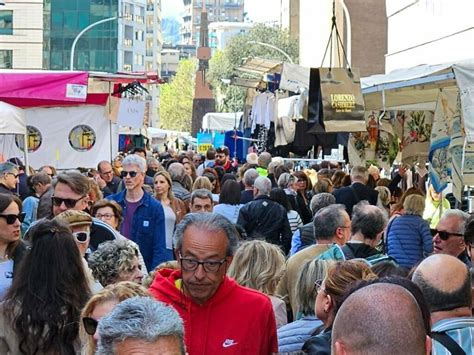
108, 189, 171, 270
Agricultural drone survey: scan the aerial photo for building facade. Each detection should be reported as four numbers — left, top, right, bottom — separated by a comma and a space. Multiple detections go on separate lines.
181, 0, 244, 47
385, 0, 474, 72
0, 0, 43, 70
43, 0, 119, 72
160, 47, 179, 80
298, 0, 387, 77
43, 0, 162, 73
208, 21, 252, 52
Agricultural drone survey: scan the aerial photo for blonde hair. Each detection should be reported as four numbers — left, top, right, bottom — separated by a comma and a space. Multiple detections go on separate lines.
227, 240, 285, 295
153, 170, 175, 201
375, 186, 391, 207
80, 282, 150, 355
325, 260, 377, 313
296, 259, 333, 316
192, 176, 213, 191
403, 194, 425, 216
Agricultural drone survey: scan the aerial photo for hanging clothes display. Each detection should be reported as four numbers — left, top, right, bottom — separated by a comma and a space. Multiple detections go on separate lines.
453, 62, 474, 142
394, 110, 434, 166
348, 111, 398, 170
448, 93, 474, 202
253, 125, 268, 154
251, 91, 274, 133
429, 88, 457, 193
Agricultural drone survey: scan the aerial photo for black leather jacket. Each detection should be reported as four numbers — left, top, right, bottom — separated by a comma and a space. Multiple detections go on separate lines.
237, 195, 292, 254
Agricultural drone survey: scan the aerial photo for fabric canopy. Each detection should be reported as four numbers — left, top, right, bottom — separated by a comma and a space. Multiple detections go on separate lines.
202, 112, 242, 131
0, 101, 26, 135
361, 61, 458, 110
0, 70, 90, 107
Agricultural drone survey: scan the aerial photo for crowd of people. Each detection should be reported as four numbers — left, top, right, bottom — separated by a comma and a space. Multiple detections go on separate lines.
0, 145, 472, 354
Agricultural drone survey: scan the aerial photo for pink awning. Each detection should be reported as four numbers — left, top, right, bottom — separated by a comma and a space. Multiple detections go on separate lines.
0, 71, 90, 107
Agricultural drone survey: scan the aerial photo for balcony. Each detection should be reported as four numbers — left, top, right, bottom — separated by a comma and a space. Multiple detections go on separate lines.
123, 64, 132, 72
123, 38, 133, 47
123, 13, 133, 21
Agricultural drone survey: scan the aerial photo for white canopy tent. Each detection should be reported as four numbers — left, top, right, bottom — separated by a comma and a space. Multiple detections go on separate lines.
360, 59, 474, 204
201, 112, 243, 131
361, 61, 457, 111
0, 101, 29, 171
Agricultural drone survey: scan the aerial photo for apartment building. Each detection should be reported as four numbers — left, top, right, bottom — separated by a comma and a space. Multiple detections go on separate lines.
0, 0, 43, 69
43, 0, 162, 73
181, 0, 244, 47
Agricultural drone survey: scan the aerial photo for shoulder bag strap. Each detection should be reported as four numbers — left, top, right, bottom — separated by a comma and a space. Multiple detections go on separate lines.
431, 332, 466, 355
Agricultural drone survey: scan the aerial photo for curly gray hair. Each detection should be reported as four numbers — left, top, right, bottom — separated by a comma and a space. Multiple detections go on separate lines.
87, 240, 139, 287
96, 296, 185, 354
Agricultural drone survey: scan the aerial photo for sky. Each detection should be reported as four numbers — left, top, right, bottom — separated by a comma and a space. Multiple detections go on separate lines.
161, 0, 281, 23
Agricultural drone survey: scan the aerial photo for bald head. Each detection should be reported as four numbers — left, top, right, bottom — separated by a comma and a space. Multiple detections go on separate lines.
412, 254, 472, 313
332, 283, 428, 355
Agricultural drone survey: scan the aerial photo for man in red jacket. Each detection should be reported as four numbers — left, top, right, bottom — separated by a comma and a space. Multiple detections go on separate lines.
149, 213, 278, 355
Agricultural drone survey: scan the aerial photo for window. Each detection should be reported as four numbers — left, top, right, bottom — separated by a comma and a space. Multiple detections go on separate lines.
135, 30, 144, 41
0, 11, 13, 35
0, 50, 12, 68
134, 54, 144, 66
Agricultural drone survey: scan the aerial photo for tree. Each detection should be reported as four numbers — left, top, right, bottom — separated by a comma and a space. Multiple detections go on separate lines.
208, 24, 299, 112
159, 58, 196, 132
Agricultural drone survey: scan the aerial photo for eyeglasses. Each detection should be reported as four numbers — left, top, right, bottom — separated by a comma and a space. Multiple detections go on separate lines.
73, 231, 90, 244
430, 229, 464, 240
52, 196, 85, 208
120, 170, 139, 178
179, 253, 227, 273
95, 213, 115, 220
6, 173, 19, 179
314, 279, 327, 294
0, 213, 26, 224
82, 317, 98, 335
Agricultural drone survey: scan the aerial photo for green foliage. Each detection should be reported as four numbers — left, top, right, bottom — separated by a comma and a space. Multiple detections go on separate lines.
208, 24, 299, 112
159, 58, 196, 132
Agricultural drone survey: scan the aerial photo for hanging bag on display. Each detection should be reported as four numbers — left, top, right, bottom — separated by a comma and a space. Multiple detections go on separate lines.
319, 67, 366, 132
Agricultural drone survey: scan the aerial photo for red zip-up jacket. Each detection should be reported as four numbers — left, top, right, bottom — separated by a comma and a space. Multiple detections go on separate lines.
149, 268, 278, 355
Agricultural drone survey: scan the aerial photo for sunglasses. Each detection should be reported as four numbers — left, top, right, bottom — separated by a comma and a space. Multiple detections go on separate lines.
82, 317, 98, 335
73, 231, 90, 243
0, 213, 26, 224
430, 229, 464, 240
120, 170, 139, 178
52, 196, 85, 208
6, 173, 19, 178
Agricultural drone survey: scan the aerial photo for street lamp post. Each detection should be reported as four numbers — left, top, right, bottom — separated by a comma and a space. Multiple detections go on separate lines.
247, 40, 294, 64
70, 16, 118, 71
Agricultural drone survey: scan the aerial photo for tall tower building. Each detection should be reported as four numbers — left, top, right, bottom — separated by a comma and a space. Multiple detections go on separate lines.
191, 5, 215, 136
181, 0, 244, 47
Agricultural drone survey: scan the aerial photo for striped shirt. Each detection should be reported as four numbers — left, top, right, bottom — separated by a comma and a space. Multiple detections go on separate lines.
431, 317, 474, 355
287, 210, 303, 234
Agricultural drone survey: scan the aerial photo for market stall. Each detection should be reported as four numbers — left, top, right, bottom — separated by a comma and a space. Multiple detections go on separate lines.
0, 70, 159, 170
360, 59, 474, 203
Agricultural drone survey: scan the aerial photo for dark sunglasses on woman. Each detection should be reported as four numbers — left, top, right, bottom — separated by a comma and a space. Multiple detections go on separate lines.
0, 213, 26, 224
82, 317, 98, 335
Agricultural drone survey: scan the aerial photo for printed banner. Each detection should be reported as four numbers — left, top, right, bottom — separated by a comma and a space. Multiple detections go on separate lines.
0, 105, 117, 170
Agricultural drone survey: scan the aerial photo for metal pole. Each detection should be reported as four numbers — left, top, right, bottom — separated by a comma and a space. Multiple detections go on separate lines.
70, 16, 118, 71
247, 40, 294, 64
